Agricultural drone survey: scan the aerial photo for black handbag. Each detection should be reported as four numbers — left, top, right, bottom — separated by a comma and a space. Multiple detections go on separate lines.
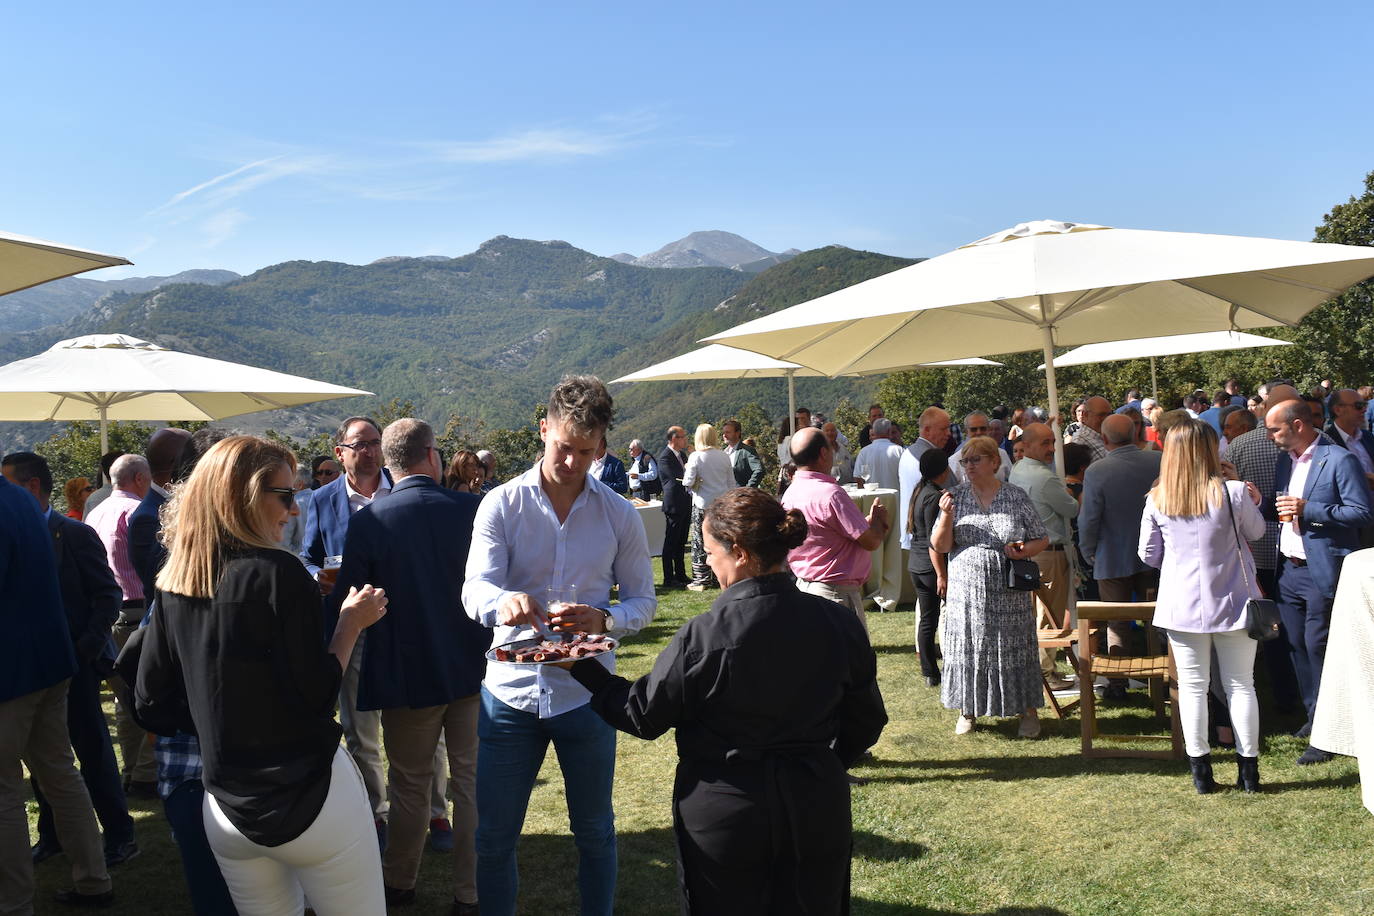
1225, 491, 1283, 641
1006, 557, 1040, 591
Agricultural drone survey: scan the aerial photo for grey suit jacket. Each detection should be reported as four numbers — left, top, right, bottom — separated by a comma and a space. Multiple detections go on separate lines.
1079, 445, 1162, 579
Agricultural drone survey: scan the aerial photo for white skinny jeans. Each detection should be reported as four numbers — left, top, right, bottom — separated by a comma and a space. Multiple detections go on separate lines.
203, 745, 385, 915
1167, 629, 1259, 758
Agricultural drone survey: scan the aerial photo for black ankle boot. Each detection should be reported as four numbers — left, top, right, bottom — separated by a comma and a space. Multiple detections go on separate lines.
1235, 755, 1260, 793
1188, 754, 1217, 794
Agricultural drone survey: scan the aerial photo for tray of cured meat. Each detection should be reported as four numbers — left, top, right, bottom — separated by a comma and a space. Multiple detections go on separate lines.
486, 633, 618, 665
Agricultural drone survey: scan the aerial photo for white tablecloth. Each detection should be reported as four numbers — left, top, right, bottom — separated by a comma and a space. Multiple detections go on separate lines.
1312, 547, 1374, 815
843, 485, 913, 609
635, 501, 666, 557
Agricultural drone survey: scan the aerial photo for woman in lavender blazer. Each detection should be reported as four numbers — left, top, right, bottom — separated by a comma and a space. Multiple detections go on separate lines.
1139, 420, 1265, 794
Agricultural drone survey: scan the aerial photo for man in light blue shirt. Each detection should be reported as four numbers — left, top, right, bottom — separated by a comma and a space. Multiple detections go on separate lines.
463, 375, 655, 916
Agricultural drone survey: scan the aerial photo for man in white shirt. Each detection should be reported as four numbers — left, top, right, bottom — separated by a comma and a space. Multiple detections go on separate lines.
852, 418, 903, 490
463, 375, 656, 916
898, 407, 951, 551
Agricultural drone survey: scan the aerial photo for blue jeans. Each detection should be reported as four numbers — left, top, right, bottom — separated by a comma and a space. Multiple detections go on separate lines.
476, 687, 617, 916
164, 780, 238, 915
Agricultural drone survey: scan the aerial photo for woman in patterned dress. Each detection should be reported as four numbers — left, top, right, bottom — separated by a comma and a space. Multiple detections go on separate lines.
932, 436, 1049, 738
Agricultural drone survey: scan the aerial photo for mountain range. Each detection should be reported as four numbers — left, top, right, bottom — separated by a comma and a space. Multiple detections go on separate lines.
610, 230, 801, 271
0, 269, 241, 332
0, 233, 908, 452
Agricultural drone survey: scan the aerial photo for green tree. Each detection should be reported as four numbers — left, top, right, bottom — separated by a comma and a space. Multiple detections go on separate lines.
1301, 169, 1374, 385
265, 428, 335, 468
721, 401, 779, 493
36, 421, 155, 512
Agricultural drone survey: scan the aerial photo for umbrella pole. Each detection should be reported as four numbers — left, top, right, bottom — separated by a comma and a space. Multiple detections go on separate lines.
99, 403, 108, 456
1041, 326, 1066, 478
1151, 356, 1159, 400
787, 370, 797, 435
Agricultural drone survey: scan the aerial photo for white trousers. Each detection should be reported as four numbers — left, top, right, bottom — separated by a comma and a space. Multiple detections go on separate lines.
203, 745, 385, 916
1168, 629, 1259, 759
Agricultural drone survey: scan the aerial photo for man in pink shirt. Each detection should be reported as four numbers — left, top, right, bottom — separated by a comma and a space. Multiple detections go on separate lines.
780, 427, 890, 631
85, 453, 155, 794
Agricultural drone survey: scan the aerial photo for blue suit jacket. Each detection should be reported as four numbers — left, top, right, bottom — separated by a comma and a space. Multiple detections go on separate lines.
129, 488, 166, 606
48, 511, 122, 668
1079, 445, 1163, 579
1, 478, 75, 702
300, 469, 394, 576
598, 454, 629, 495
1273, 440, 1373, 596
330, 475, 488, 710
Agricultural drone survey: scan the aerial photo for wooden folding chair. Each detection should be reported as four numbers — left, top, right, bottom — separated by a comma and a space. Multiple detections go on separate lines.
1037, 605, 1085, 719
1076, 600, 1183, 760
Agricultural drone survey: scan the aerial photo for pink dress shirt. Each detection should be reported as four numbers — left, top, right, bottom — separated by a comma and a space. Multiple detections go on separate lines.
779, 469, 872, 587
85, 488, 145, 603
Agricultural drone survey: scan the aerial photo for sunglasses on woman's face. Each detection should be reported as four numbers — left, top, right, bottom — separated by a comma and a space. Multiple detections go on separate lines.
958, 455, 985, 467
265, 487, 295, 510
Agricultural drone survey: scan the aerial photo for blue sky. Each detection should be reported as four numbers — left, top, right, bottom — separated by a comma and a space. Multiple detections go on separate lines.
7, 1, 1373, 279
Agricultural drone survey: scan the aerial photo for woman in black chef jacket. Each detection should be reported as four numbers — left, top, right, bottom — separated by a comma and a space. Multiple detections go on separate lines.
560, 487, 887, 915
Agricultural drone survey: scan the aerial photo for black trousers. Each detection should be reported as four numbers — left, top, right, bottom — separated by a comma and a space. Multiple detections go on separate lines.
910, 569, 941, 679
673, 757, 851, 915
33, 661, 135, 850
663, 510, 690, 583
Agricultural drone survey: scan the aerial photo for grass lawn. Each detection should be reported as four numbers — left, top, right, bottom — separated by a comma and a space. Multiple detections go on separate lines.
28, 560, 1374, 914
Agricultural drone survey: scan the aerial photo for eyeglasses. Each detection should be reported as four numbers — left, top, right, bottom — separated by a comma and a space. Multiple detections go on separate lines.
958, 455, 985, 467
337, 438, 382, 453
265, 486, 295, 510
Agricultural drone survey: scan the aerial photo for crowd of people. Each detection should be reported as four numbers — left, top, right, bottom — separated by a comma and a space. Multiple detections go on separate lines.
2, 371, 1371, 913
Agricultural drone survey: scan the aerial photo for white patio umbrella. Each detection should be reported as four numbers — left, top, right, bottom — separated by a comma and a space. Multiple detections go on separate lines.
0, 334, 373, 452
707, 220, 1374, 471
1, 229, 131, 295
1035, 330, 1293, 397
611, 343, 1000, 433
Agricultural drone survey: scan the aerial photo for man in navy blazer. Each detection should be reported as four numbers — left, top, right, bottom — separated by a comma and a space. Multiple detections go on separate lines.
299, 416, 400, 839
0, 467, 112, 908
1, 453, 137, 868
1324, 388, 1374, 547
1269, 398, 1373, 764
1079, 414, 1163, 697
592, 437, 629, 495
331, 419, 487, 911
657, 427, 691, 587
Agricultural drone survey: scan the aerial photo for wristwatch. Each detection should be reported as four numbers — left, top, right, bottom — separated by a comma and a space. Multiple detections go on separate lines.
599, 608, 615, 632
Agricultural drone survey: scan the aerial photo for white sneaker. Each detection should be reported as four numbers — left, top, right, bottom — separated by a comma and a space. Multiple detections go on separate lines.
955, 715, 975, 735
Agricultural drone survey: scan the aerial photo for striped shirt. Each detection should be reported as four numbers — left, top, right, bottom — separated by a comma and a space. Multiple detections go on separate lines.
85, 489, 145, 603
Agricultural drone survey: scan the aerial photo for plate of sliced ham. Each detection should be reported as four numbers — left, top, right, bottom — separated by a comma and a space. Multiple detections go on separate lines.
486, 632, 618, 665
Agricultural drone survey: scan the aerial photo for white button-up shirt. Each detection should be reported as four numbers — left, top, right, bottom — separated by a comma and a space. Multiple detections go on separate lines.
1339, 426, 1374, 476
345, 473, 391, 514
463, 465, 656, 718
1280, 438, 1320, 562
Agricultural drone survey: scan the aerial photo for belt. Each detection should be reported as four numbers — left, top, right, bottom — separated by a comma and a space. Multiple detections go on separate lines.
1283, 556, 1308, 567
121, 599, 145, 609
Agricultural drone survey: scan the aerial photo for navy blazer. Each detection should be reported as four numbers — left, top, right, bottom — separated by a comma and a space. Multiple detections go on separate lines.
1, 478, 76, 702
48, 512, 122, 667
598, 454, 629, 495
331, 475, 488, 710
1273, 440, 1373, 596
658, 445, 690, 516
129, 487, 167, 606
300, 469, 394, 576
1079, 445, 1163, 579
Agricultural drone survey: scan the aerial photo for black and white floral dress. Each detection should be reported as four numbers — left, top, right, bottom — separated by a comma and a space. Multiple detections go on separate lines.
940, 481, 1047, 717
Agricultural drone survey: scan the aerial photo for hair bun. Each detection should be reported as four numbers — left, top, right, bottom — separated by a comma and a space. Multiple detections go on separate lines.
777, 509, 809, 550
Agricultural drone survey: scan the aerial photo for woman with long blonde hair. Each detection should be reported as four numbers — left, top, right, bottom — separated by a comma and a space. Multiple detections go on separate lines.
137, 436, 390, 914
1140, 420, 1265, 794
681, 423, 735, 590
